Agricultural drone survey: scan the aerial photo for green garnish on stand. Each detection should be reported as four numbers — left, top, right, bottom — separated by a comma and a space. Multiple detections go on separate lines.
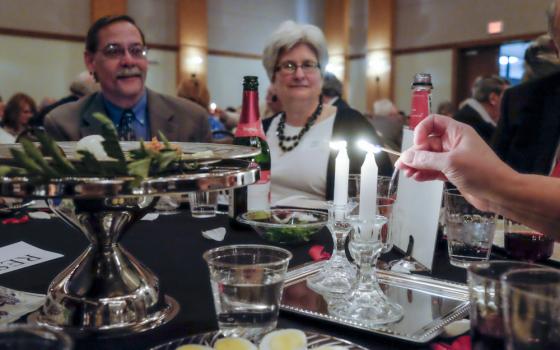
0, 113, 189, 185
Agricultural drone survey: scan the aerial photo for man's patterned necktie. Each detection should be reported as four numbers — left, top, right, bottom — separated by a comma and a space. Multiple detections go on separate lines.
118, 109, 136, 141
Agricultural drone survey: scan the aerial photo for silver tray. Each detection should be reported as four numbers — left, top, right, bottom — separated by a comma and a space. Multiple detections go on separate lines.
0, 141, 260, 164
281, 261, 469, 344
149, 330, 368, 349
0, 159, 258, 199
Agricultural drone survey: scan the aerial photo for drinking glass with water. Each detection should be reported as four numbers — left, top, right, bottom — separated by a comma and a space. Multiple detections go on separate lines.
203, 244, 292, 340
444, 189, 497, 268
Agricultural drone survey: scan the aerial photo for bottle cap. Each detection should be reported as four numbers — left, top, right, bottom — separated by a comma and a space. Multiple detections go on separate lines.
243, 76, 259, 91
411, 73, 433, 88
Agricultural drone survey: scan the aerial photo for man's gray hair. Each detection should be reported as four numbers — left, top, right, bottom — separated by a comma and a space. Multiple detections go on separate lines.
472, 75, 509, 103
262, 20, 328, 81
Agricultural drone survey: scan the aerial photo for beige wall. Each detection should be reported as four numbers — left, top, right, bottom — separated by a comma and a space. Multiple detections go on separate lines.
0, 35, 84, 103
207, 55, 269, 109
0, 0, 89, 35
129, 0, 177, 46
0, 0, 553, 111
0, 33, 176, 103
394, 0, 550, 50
394, 50, 453, 114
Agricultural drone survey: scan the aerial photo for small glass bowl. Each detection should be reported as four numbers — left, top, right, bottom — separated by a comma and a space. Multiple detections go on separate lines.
238, 209, 328, 244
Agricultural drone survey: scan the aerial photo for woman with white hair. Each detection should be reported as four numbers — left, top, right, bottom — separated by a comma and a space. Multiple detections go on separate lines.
262, 20, 392, 204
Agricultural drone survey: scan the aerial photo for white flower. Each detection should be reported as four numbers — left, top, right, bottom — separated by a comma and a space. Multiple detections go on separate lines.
76, 135, 111, 161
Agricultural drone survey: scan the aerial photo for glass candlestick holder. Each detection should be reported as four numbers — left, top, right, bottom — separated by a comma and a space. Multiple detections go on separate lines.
307, 201, 357, 297
330, 213, 403, 325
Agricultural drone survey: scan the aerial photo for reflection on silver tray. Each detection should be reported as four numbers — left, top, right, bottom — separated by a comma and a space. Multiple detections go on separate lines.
0, 141, 259, 164
0, 159, 258, 199
149, 330, 368, 349
281, 261, 469, 344
0, 199, 33, 214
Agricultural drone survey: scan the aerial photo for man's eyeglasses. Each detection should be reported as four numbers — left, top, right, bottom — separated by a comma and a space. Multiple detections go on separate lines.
99, 44, 148, 59
275, 60, 320, 75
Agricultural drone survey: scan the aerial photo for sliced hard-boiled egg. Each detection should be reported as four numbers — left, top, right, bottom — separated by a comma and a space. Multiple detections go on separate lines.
314, 346, 349, 350
259, 329, 307, 350
175, 345, 213, 350
76, 135, 111, 161
214, 337, 257, 350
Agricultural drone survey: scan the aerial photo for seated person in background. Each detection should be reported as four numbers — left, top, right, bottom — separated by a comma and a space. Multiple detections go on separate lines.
177, 76, 228, 140
262, 85, 283, 119
31, 71, 99, 127
0, 93, 36, 143
493, 1, 560, 176
436, 100, 456, 117
261, 20, 392, 204
522, 34, 560, 82
45, 15, 210, 142
397, 114, 560, 240
454, 75, 509, 144
368, 99, 404, 154
321, 72, 350, 110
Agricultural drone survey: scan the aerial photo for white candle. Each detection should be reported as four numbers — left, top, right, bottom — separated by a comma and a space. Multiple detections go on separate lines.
333, 145, 349, 206
358, 150, 378, 220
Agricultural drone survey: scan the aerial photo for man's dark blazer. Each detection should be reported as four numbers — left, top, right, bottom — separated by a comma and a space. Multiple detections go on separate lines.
44, 89, 211, 142
454, 104, 495, 144
492, 71, 560, 175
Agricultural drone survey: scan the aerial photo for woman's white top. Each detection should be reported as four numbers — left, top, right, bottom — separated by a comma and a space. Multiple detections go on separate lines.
266, 113, 335, 204
0, 127, 15, 144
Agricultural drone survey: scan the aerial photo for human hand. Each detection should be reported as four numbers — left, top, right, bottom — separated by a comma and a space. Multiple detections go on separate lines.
396, 114, 513, 210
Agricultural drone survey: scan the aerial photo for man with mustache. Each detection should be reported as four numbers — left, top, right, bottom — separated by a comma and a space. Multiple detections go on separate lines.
44, 15, 210, 142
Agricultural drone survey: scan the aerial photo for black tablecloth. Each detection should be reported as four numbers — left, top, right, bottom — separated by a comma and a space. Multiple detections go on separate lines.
0, 211, 469, 350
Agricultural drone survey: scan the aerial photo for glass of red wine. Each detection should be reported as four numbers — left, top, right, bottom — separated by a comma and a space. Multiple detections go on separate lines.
504, 219, 554, 262
467, 261, 545, 350
502, 268, 560, 350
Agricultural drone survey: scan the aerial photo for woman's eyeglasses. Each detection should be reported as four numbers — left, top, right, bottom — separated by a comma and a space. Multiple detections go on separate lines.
275, 60, 320, 75
99, 44, 148, 59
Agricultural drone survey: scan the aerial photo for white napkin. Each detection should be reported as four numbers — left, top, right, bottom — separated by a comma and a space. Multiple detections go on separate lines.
28, 212, 51, 220
0, 286, 45, 324
141, 213, 159, 221
202, 227, 227, 241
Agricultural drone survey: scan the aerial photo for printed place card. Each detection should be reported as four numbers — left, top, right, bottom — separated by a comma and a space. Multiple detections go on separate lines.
0, 242, 63, 275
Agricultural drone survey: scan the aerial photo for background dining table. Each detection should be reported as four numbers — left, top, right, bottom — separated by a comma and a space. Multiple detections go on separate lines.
0, 205, 486, 350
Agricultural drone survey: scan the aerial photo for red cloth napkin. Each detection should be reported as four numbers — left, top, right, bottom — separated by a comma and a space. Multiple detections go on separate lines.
431, 335, 471, 350
309, 245, 331, 261
2, 215, 29, 225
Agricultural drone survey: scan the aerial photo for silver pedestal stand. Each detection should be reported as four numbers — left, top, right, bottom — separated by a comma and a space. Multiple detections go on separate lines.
0, 154, 259, 334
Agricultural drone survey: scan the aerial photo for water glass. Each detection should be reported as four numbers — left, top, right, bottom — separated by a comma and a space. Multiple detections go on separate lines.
0, 324, 73, 350
504, 219, 554, 262
444, 189, 497, 267
467, 261, 542, 350
502, 268, 560, 350
189, 191, 218, 218
203, 244, 292, 339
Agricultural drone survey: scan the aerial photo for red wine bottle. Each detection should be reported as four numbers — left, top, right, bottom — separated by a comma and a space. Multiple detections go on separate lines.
228, 76, 271, 229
